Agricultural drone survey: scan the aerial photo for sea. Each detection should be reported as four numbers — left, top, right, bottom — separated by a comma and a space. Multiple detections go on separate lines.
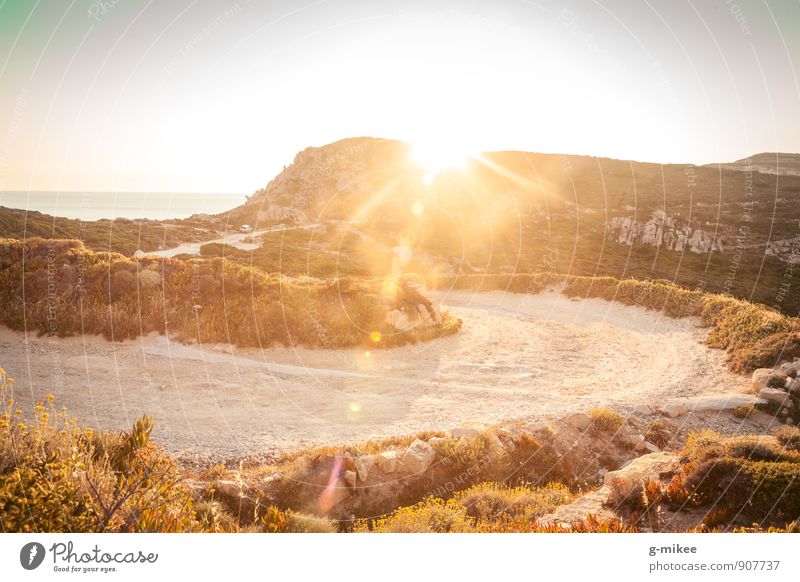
0, 191, 247, 221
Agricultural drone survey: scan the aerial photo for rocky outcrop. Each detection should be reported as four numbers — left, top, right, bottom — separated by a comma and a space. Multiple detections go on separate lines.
399, 439, 436, 474
543, 452, 680, 526
748, 361, 799, 423
606, 210, 723, 254
765, 237, 800, 265
256, 205, 309, 225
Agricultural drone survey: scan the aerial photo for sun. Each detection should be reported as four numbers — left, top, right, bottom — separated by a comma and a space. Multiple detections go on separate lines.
409, 140, 474, 173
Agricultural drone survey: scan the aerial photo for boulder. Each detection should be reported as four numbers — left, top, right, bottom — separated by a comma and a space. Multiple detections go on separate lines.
376, 451, 398, 474
682, 393, 767, 412
216, 480, 244, 499
759, 387, 791, 407
604, 452, 679, 505
449, 427, 480, 439
780, 362, 798, 378
633, 403, 656, 416
626, 434, 645, 449
752, 368, 774, 392
564, 412, 592, 431
644, 442, 661, 453
354, 455, 374, 482
400, 439, 436, 474
787, 378, 800, 395
343, 470, 357, 488
661, 401, 689, 418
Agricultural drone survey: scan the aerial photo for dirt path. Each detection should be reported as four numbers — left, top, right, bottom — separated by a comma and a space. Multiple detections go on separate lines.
149, 223, 319, 257
0, 291, 749, 464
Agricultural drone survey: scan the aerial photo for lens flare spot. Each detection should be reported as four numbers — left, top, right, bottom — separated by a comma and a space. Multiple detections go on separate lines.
370, 330, 382, 343
411, 201, 424, 216
348, 402, 362, 413
422, 173, 434, 186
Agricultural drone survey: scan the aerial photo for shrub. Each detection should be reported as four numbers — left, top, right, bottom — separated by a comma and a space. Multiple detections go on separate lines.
454, 482, 572, 523
0, 371, 196, 532
358, 497, 474, 533
683, 430, 800, 526
775, 425, 800, 451
687, 457, 800, 524
195, 501, 237, 532
588, 408, 624, 434
0, 238, 461, 350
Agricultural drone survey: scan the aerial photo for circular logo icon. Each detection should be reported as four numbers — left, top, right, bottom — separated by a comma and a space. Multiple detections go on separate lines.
20, 542, 46, 570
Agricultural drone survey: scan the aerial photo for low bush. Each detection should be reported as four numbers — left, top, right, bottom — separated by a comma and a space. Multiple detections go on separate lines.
588, 408, 624, 434
0, 370, 196, 532
0, 237, 460, 350
683, 430, 800, 527
775, 425, 800, 451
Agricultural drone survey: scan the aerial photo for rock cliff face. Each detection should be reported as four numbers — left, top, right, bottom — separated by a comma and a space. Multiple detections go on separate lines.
244, 137, 400, 221
606, 210, 723, 254
766, 237, 800, 265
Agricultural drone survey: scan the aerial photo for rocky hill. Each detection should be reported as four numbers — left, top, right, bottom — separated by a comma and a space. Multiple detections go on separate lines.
4, 139, 800, 314
709, 152, 800, 177
220, 138, 800, 314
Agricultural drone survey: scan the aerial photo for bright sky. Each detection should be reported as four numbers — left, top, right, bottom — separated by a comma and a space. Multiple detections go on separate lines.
0, 0, 798, 194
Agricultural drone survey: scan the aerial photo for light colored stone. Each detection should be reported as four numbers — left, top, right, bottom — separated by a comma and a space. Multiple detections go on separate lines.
564, 412, 592, 431
787, 378, 800, 394
607, 211, 722, 254
680, 393, 767, 412
448, 427, 480, 439
604, 452, 679, 505
354, 455, 374, 482
376, 450, 398, 474
661, 401, 689, 418
216, 480, 244, 498
759, 387, 791, 407
644, 442, 660, 453
523, 422, 550, 434
752, 368, 774, 392
343, 470, 357, 488
626, 434, 645, 448
787, 418, 795, 425
780, 362, 798, 377
633, 403, 656, 415
400, 439, 436, 474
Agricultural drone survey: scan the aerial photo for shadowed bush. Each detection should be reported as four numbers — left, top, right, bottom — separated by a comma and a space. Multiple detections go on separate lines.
0, 237, 460, 349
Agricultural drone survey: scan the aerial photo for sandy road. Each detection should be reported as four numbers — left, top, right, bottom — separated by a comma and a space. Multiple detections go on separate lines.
0, 291, 749, 463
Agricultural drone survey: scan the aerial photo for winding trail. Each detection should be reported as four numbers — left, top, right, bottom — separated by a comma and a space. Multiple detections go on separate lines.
0, 291, 749, 463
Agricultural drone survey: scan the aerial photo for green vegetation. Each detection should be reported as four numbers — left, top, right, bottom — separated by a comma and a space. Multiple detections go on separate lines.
0, 206, 217, 255
0, 237, 460, 349
588, 407, 624, 434
4, 373, 799, 533
0, 369, 195, 532
681, 430, 800, 528
355, 482, 577, 532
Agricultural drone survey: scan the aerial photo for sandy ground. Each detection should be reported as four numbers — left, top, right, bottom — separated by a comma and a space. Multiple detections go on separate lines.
0, 291, 750, 464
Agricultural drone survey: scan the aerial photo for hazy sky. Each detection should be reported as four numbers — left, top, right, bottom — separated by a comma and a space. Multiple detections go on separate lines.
1, 0, 798, 194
